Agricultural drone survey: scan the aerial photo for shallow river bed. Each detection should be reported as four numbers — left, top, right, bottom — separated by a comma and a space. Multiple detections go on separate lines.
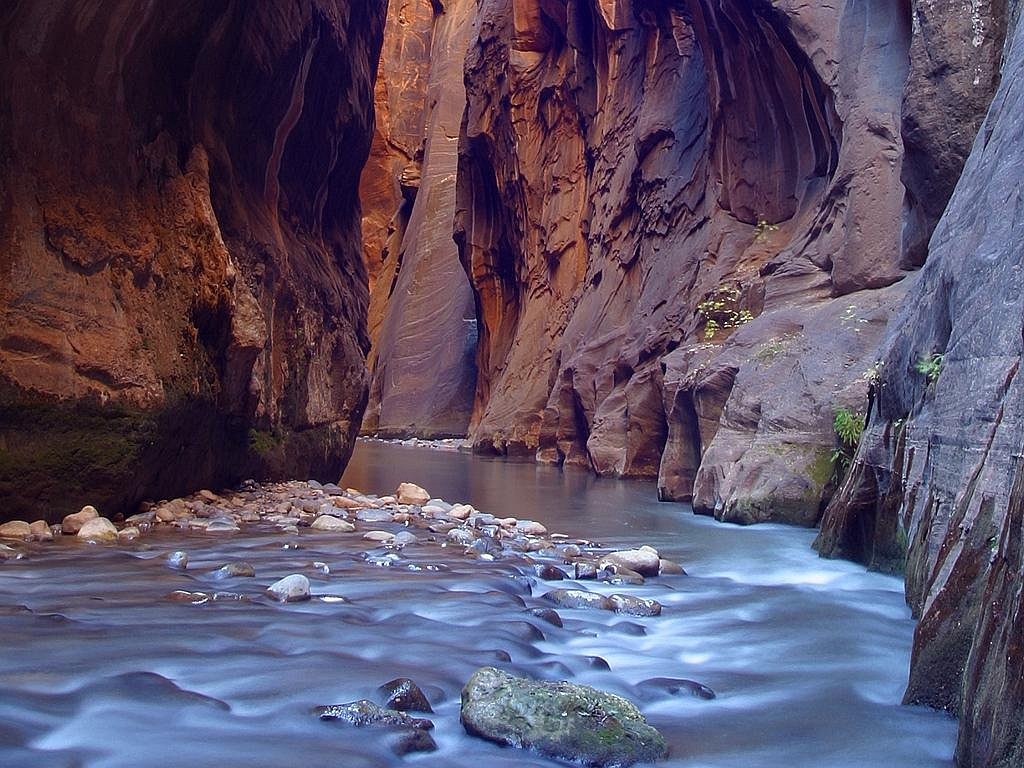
0, 441, 956, 767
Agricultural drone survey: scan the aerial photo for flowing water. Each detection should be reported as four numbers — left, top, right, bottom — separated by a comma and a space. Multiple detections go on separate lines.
0, 441, 956, 767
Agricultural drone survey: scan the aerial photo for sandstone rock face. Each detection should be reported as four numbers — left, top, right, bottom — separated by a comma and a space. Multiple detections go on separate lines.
0, 1, 384, 522
452, 0, 1004, 526
816, 14, 1024, 766
361, 0, 478, 438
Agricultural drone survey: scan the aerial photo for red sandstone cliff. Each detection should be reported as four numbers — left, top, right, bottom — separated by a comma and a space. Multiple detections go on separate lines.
0, 0, 384, 521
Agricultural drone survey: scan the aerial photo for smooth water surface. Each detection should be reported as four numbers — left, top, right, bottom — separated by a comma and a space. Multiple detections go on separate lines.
0, 441, 956, 767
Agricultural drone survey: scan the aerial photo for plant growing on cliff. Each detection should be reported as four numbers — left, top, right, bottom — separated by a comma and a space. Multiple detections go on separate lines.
753, 216, 779, 242
831, 408, 866, 475
915, 353, 944, 384
697, 285, 754, 340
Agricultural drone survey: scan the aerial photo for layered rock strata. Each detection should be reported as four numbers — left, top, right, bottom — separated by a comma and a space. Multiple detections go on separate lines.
0, 0, 384, 521
452, 0, 1004, 525
817, 11, 1024, 765
360, 0, 478, 438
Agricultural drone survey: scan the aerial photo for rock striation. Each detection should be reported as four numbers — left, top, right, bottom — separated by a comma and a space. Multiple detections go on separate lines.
817, 11, 1024, 766
0, 1, 384, 521
360, 0, 478, 438
450, 0, 1005, 526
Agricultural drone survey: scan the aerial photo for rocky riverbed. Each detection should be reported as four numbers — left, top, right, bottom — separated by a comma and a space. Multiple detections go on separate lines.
0, 443, 960, 767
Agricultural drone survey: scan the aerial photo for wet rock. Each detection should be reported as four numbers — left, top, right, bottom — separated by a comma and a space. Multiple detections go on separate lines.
316, 699, 433, 730
636, 678, 715, 701
0, 521, 32, 540
449, 503, 473, 520
421, 504, 449, 519
213, 562, 255, 578
363, 530, 396, 543
378, 678, 433, 713
447, 528, 475, 546
658, 559, 686, 576
61, 506, 98, 534
29, 520, 53, 541
516, 520, 548, 536
166, 590, 209, 604
391, 530, 418, 547
460, 667, 667, 767
167, 551, 189, 569
117, 526, 140, 542
356, 508, 394, 523
395, 483, 430, 505
77, 517, 118, 543
266, 574, 311, 603
534, 563, 566, 581
599, 548, 661, 577
525, 607, 563, 628
330, 496, 365, 511
599, 565, 645, 586
573, 561, 599, 580
389, 728, 438, 756
205, 518, 240, 534
311, 515, 356, 532
609, 595, 662, 618
543, 589, 613, 612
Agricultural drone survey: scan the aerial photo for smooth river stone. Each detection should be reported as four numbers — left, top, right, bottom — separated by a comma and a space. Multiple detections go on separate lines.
598, 547, 661, 577
266, 574, 311, 602
76, 517, 118, 542
0, 520, 32, 539
395, 483, 430, 505
311, 515, 355, 532
61, 505, 98, 534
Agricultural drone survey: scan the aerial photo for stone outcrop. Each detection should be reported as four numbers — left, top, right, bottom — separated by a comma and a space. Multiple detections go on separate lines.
452, 0, 1004, 526
817, 11, 1024, 766
0, 1, 384, 522
360, 0, 478, 438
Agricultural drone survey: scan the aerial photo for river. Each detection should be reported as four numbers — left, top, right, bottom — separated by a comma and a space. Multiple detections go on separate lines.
0, 440, 957, 767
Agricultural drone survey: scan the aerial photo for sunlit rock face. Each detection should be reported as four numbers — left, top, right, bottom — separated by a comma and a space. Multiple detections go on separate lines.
817, 10, 1024, 766
454, 0, 1004, 524
0, 0, 384, 521
360, 0, 478, 439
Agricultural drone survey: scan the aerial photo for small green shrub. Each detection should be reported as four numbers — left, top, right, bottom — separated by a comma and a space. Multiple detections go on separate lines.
697, 285, 754, 340
753, 216, 779, 242
915, 353, 944, 384
831, 408, 865, 474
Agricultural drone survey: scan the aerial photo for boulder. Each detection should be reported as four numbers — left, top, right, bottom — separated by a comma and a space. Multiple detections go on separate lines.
460, 667, 667, 767
76, 517, 118, 542
0, 520, 32, 539
395, 483, 430, 505
598, 548, 661, 577
61, 505, 98, 534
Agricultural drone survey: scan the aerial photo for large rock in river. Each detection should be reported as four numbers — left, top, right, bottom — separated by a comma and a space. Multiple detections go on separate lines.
460, 667, 667, 767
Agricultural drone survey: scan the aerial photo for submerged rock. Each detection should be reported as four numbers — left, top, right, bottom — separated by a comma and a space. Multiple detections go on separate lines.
543, 588, 613, 611
167, 551, 189, 570
378, 678, 433, 713
316, 699, 433, 730
213, 562, 256, 578
389, 727, 438, 755
636, 677, 716, 701
460, 667, 667, 767
266, 574, 311, 602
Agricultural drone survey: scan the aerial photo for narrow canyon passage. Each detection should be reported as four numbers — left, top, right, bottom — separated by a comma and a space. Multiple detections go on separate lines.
1, 1, 1023, 767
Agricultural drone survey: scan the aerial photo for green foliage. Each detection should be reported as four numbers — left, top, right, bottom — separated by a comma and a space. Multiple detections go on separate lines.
697, 285, 754, 340
831, 408, 866, 476
247, 428, 281, 456
915, 353, 944, 384
753, 216, 779, 242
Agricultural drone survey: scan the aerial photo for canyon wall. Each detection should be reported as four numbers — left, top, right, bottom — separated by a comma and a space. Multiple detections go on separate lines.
361, 0, 478, 438
0, 0, 384, 522
816, 8, 1023, 766
449, 0, 1004, 524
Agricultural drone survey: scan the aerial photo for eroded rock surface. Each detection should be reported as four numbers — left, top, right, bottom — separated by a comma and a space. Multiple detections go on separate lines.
817, 13, 1024, 766
361, 0, 478, 438
451, 0, 1004, 527
0, 1, 384, 521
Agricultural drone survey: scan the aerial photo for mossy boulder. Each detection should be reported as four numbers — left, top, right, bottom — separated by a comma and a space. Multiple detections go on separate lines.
460, 667, 667, 767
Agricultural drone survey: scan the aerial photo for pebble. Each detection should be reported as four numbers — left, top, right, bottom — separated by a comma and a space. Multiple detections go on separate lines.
311, 515, 355, 532
266, 574, 311, 602
76, 517, 118, 543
